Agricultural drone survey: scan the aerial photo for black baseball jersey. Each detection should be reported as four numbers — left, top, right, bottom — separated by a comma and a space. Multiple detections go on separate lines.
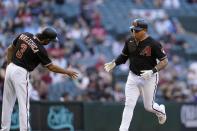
115, 36, 167, 76
12, 32, 52, 71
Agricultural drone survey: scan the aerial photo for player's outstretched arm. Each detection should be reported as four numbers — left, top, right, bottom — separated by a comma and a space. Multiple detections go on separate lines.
104, 38, 129, 73
104, 53, 129, 72
46, 63, 78, 79
104, 59, 116, 72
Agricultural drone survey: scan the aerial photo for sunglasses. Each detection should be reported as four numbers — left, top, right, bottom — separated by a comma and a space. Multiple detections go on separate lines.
130, 29, 141, 33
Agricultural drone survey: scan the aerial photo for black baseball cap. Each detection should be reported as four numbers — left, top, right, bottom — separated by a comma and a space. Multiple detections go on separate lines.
129, 18, 148, 31
37, 27, 58, 42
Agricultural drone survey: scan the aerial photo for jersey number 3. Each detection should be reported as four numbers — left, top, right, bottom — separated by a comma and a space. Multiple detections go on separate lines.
16, 43, 27, 59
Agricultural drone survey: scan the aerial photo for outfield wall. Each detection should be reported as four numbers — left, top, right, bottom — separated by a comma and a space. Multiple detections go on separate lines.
0, 102, 197, 131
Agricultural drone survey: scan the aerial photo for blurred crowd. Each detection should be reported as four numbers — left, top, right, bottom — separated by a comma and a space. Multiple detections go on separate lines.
0, 0, 197, 103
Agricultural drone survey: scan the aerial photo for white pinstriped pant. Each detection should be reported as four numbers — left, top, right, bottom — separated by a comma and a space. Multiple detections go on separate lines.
1, 63, 30, 131
119, 71, 164, 131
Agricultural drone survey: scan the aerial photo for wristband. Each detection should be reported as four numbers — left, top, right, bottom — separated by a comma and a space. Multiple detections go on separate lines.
152, 67, 158, 74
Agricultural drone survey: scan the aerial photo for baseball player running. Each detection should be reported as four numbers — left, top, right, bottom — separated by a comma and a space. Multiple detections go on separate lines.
104, 18, 168, 131
1, 27, 78, 131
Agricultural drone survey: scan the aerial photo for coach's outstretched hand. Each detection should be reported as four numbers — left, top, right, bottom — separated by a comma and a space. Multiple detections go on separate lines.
65, 65, 78, 79
104, 59, 116, 72
65, 70, 78, 79
47, 63, 78, 79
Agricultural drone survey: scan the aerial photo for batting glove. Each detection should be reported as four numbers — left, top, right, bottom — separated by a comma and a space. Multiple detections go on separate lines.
140, 70, 153, 80
104, 60, 116, 72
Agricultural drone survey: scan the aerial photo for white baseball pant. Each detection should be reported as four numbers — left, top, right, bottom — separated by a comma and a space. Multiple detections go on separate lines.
119, 71, 164, 131
1, 63, 30, 131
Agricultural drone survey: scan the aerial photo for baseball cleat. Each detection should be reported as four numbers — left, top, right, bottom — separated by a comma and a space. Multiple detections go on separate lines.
157, 104, 167, 124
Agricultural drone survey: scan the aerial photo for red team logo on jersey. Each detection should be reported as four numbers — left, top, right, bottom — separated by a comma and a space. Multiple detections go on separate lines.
140, 46, 151, 56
